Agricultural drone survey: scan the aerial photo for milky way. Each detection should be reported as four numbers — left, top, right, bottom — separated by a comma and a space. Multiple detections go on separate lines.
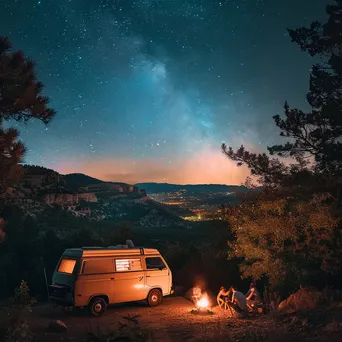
0, 0, 327, 184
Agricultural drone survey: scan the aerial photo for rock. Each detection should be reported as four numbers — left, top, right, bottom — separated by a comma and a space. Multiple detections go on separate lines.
48, 320, 67, 333
257, 307, 263, 314
278, 287, 323, 313
301, 318, 309, 326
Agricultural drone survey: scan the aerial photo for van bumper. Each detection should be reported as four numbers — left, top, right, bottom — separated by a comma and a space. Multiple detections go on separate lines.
49, 296, 73, 306
48, 284, 74, 306
170, 284, 175, 295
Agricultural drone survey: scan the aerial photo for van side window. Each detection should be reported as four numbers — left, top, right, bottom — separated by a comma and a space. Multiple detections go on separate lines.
115, 258, 142, 271
146, 257, 166, 270
82, 259, 114, 275
58, 259, 76, 274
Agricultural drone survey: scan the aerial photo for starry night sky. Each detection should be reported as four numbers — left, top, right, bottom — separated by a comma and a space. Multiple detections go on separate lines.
0, 0, 327, 185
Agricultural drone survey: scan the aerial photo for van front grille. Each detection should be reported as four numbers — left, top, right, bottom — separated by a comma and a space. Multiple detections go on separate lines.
49, 284, 69, 298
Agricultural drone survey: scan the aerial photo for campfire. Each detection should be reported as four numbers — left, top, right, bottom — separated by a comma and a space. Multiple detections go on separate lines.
197, 295, 209, 309
190, 291, 214, 315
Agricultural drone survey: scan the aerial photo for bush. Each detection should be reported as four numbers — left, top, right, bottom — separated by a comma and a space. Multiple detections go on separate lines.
226, 194, 341, 292
87, 314, 154, 342
0, 280, 36, 342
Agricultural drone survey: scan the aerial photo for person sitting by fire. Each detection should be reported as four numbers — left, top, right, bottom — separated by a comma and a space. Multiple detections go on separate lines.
226, 286, 248, 317
245, 281, 262, 310
217, 286, 231, 309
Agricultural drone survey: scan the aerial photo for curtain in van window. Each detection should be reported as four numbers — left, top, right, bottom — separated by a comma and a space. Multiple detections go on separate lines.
115, 258, 142, 271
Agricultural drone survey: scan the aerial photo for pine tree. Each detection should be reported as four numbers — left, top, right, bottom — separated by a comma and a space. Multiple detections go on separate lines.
223, 1, 342, 191
0, 36, 55, 192
221, 2, 342, 289
222, 0, 342, 290
270, 1, 342, 174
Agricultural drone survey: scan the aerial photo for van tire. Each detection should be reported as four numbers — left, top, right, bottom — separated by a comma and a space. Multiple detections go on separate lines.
88, 297, 107, 317
147, 289, 162, 307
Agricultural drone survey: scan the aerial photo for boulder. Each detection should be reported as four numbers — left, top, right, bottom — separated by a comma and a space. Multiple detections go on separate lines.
48, 320, 67, 333
278, 287, 323, 313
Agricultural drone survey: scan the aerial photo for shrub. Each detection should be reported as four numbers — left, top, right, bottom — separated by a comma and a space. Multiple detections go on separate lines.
0, 280, 36, 342
87, 314, 154, 342
226, 194, 341, 292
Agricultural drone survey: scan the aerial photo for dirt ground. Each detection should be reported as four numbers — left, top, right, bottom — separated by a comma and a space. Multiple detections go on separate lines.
29, 297, 342, 342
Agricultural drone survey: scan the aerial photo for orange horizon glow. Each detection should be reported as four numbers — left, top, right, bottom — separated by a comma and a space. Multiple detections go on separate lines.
54, 147, 251, 185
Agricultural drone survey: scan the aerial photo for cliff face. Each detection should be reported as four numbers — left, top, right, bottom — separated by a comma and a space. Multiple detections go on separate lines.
44, 192, 97, 205
44, 193, 77, 205
5, 166, 182, 226
19, 166, 145, 207
78, 192, 97, 202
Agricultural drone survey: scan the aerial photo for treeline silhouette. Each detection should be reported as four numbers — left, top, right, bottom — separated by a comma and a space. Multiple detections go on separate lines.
0, 203, 241, 299
221, 1, 342, 294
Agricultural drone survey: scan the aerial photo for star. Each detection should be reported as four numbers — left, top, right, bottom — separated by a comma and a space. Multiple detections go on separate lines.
0, 0, 325, 184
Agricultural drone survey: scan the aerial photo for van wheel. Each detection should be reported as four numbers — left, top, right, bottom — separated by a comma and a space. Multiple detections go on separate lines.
147, 289, 162, 307
88, 297, 107, 317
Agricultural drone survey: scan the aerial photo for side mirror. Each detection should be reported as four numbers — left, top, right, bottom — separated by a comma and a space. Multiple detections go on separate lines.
158, 266, 164, 270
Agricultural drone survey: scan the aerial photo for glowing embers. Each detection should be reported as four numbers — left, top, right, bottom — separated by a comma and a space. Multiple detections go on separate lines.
197, 295, 209, 309
191, 293, 214, 315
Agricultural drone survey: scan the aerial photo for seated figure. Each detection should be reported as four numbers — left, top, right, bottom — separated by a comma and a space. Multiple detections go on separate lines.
245, 281, 262, 307
226, 286, 248, 317
217, 286, 230, 309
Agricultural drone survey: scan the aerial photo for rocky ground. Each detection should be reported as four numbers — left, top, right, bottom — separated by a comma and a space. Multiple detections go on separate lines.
29, 297, 342, 342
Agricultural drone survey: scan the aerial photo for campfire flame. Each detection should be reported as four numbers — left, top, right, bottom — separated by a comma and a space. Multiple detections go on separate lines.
196, 294, 209, 308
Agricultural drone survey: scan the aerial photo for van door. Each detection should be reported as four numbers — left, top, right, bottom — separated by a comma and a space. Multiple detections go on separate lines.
112, 257, 146, 303
74, 257, 115, 307
144, 256, 171, 295
50, 257, 80, 305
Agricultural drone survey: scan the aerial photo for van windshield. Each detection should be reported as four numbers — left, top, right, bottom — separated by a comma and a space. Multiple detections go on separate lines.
58, 258, 76, 274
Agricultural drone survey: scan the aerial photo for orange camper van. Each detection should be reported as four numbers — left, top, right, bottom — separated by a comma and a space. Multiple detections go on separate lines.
48, 240, 173, 316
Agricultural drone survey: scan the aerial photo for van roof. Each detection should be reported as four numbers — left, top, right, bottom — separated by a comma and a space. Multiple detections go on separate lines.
62, 247, 161, 258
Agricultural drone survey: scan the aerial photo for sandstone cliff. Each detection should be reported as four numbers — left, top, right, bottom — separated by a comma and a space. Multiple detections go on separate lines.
44, 192, 97, 205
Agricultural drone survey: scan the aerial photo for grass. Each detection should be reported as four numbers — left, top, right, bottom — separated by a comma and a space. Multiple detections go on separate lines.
86, 314, 154, 342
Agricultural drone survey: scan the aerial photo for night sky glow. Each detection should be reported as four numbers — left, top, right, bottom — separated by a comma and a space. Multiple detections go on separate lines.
0, 0, 327, 184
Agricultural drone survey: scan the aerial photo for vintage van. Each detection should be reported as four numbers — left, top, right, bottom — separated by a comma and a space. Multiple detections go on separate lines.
48, 241, 173, 316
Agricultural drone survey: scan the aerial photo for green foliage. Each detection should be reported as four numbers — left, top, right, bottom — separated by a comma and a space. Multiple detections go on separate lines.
14, 280, 37, 307
87, 314, 154, 342
272, 1, 342, 175
222, 1, 342, 192
108, 221, 134, 245
226, 194, 341, 291
263, 286, 281, 314
0, 280, 36, 342
0, 126, 26, 192
221, 1, 342, 294
0, 36, 55, 192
